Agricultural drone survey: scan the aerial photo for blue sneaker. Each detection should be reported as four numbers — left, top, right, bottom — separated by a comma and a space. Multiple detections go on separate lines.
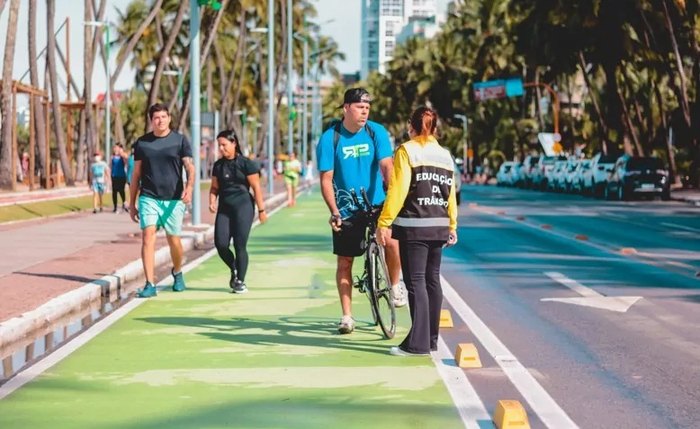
172, 269, 186, 292
136, 282, 157, 298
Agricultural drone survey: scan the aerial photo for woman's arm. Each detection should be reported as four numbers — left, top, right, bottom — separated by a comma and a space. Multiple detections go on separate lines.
209, 176, 219, 213
247, 173, 268, 223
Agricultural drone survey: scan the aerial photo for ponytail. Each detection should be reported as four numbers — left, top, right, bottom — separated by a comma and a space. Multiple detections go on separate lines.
409, 106, 437, 138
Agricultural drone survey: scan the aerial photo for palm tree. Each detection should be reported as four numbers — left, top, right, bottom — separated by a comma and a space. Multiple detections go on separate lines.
0, 0, 21, 189
47, 0, 73, 185
28, 0, 48, 179
146, 0, 188, 130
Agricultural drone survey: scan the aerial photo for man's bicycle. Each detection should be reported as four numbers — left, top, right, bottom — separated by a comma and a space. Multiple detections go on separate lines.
349, 188, 396, 339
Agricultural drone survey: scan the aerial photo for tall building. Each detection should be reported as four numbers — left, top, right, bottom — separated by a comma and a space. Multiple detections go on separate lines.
361, 0, 437, 79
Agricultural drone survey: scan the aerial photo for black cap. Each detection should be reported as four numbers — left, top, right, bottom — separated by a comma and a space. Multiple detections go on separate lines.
338, 88, 371, 108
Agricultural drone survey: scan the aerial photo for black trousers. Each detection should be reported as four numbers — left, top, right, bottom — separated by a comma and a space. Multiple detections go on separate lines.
112, 177, 127, 208
214, 201, 255, 281
399, 240, 444, 354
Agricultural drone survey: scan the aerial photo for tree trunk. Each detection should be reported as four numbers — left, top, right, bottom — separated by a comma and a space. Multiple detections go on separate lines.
662, 0, 691, 127
221, 12, 247, 128
111, 0, 164, 89
47, 0, 74, 185
28, 0, 48, 179
617, 86, 644, 156
175, 1, 230, 131
579, 52, 610, 155
146, 0, 188, 132
654, 83, 682, 187
0, 0, 7, 17
0, 0, 20, 189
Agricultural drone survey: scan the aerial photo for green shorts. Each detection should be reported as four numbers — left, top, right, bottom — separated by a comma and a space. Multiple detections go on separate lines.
284, 175, 299, 187
138, 195, 186, 236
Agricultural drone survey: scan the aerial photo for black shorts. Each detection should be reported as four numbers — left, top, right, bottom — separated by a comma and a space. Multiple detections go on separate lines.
332, 208, 381, 257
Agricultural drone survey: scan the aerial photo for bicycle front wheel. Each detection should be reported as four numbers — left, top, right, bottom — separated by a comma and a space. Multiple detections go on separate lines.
368, 241, 396, 339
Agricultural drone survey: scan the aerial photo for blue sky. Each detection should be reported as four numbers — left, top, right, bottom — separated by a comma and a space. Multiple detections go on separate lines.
0, 0, 450, 96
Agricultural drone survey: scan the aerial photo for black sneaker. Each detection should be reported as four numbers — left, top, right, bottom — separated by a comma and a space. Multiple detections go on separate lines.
231, 280, 248, 294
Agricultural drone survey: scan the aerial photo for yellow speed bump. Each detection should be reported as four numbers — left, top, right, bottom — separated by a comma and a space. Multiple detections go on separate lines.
454, 343, 482, 368
493, 400, 530, 429
439, 309, 454, 328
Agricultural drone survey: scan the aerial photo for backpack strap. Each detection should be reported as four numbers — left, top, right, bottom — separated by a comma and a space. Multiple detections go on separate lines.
333, 121, 379, 152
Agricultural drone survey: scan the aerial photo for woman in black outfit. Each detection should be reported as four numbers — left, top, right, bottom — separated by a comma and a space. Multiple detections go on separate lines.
209, 130, 267, 293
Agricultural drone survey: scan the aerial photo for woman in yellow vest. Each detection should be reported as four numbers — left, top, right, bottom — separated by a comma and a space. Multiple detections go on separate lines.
377, 106, 458, 356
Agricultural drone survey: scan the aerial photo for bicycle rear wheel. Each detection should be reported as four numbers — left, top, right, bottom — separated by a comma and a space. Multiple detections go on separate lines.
368, 241, 396, 339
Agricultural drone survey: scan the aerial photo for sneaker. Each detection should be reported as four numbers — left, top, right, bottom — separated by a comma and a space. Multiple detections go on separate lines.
228, 272, 237, 291
392, 282, 408, 308
390, 346, 429, 357
171, 269, 186, 292
231, 280, 248, 294
92, 209, 98, 214
136, 282, 157, 298
337, 316, 355, 334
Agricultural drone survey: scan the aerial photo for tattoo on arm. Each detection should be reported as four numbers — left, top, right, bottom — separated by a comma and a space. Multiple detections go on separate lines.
183, 157, 195, 186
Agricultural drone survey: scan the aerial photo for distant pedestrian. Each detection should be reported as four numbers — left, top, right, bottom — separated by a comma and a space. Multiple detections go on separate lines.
129, 103, 195, 298
126, 144, 135, 188
303, 159, 314, 185
110, 143, 128, 213
89, 151, 110, 214
209, 129, 267, 294
377, 106, 458, 356
283, 151, 302, 207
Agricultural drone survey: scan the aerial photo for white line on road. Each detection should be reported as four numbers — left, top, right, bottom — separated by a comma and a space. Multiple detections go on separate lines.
661, 222, 700, 234
542, 272, 643, 313
441, 275, 579, 429
432, 337, 494, 429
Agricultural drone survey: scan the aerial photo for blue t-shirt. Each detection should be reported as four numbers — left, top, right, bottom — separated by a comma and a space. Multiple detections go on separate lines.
111, 155, 127, 178
316, 120, 393, 219
90, 161, 108, 184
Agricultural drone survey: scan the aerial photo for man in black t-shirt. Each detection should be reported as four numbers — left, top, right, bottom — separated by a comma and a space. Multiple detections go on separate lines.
129, 103, 195, 298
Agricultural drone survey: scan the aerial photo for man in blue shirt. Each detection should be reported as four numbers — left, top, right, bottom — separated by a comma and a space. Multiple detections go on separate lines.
317, 88, 406, 334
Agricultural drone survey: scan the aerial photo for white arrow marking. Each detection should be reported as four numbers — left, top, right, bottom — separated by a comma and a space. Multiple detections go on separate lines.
541, 272, 642, 313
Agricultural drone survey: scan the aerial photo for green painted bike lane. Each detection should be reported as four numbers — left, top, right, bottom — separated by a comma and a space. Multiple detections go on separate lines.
0, 191, 463, 429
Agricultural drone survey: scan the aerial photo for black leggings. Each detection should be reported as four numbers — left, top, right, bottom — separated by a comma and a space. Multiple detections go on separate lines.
112, 177, 127, 208
399, 240, 444, 354
214, 201, 255, 281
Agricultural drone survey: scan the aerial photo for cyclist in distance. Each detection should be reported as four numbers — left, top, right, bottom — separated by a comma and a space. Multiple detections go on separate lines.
377, 106, 458, 356
316, 87, 407, 335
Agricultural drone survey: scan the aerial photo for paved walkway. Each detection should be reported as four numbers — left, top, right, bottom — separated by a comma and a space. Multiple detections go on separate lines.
0, 179, 290, 323
0, 191, 466, 429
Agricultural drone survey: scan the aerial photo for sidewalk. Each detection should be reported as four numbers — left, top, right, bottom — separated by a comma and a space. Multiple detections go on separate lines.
670, 188, 700, 206
0, 178, 290, 323
0, 191, 465, 428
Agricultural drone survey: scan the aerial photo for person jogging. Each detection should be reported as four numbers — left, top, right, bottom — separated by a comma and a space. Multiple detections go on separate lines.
377, 106, 458, 356
89, 151, 110, 214
209, 129, 267, 294
283, 151, 302, 207
129, 103, 194, 298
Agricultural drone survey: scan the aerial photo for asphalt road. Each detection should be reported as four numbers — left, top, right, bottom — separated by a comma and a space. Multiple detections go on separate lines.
440, 184, 700, 429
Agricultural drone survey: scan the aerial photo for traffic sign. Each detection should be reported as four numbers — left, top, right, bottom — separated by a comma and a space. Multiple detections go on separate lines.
473, 78, 524, 101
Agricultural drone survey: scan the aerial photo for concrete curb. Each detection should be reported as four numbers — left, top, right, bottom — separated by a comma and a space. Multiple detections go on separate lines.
0, 189, 295, 358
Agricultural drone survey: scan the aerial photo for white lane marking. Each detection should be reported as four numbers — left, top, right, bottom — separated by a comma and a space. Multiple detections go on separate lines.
468, 205, 699, 280
441, 275, 579, 429
544, 272, 601, 298
661, 222, 700, 234
0, 201, 288, 400
542, 272, 642, 313
432, 337, 494, 429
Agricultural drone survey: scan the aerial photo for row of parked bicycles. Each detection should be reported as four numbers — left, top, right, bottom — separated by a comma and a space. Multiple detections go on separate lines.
496, 153, 672, 201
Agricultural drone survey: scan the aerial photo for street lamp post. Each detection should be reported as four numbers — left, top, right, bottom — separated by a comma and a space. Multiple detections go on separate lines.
162, 68, 183, 110
267, 0, 275, 196
84, 20, 112, 157
287, 0, 294, 155
293, 33, 308, 167
454, 114, 469, 175
190, 0, 202, 225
